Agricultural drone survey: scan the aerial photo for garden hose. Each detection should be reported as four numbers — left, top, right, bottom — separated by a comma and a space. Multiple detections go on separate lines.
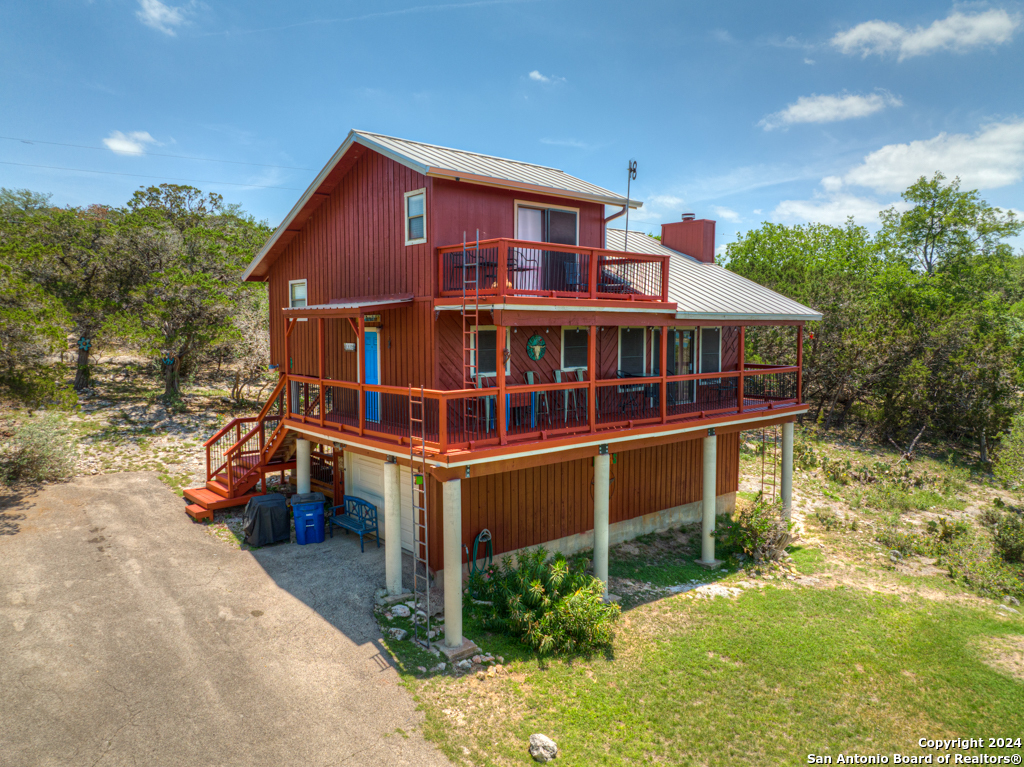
464, 529, 493, 599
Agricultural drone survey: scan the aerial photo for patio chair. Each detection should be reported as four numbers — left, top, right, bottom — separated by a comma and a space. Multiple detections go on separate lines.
524, 371, 549, 427
554, 370, 580, 424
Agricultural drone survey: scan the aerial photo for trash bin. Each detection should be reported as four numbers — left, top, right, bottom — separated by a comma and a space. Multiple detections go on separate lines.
290, 492, 326, 545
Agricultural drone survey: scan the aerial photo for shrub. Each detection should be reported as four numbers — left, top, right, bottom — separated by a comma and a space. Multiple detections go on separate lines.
0, 413, 77, 483
814, 509, 842, 531
991, 512, 1024, 564
995, 412, 1024, 496
469, 547, 620, 655
720, 495, 794, 562
942, 537, 1024, 600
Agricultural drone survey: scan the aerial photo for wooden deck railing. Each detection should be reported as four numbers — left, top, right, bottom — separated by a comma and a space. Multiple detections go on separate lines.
277, 365, 800, 456
437, 238, 670, 302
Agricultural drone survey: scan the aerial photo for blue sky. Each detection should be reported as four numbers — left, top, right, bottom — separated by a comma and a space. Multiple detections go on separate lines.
3, 1, 1023, 252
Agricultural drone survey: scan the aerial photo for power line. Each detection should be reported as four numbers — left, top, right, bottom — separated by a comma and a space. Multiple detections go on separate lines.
0, 161, 304, 191
0, 135, 316, 171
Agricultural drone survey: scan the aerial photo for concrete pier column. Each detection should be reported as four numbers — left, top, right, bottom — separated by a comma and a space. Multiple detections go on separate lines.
442, 478, 463, 649
699, 429, 718, 565
593, 450, 611, 597
383, 457, 402, 595
295, 439, 311, 494
781, 421, 794, 521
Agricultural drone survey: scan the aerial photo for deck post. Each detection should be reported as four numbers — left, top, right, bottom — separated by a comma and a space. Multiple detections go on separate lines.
383, 456, 402, 595
357, 314, 365, 436
317, 318, 325, 427
797, 325, 804, 403
699, 428, 719, 566
781, 421, 794, 520
593, 448, 611, 598
738, 326, 745, 414
443, 478, 463, 648
588, 325, 597, 432
496, 322, 507, 445
659, 326, 668, 423
296, 438, 311, 494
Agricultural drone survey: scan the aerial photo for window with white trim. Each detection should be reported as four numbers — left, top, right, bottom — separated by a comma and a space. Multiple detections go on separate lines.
289, 279, 307, 322
561, 327, 589, 371
700, 327, 721, 373
470, 325, 511, 379
404, 189, 426, 245
618, 327, 646, 376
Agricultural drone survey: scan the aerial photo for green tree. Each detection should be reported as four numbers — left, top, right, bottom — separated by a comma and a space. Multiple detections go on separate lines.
114, 184, 271, 399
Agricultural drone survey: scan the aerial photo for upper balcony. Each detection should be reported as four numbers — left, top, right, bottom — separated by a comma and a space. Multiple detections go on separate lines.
437, 238, 670, 304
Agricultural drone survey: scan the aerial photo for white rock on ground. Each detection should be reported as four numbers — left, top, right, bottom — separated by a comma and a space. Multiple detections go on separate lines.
391, 604, 411, 618
529, 733, 558, 763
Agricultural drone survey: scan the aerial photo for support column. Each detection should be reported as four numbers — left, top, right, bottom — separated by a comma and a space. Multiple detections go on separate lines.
296, 438, 311, 494
781, 421, 794, 520
443, 478, 463, 649
383, 457, 402, 595
593, 449, 611, 598
699, 429, 719, 566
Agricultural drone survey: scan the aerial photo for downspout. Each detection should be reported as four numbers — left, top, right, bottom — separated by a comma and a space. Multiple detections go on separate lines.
602, 205, 627, 249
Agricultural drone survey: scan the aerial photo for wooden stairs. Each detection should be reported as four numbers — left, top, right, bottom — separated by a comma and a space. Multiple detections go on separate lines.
182, 378, 299, 523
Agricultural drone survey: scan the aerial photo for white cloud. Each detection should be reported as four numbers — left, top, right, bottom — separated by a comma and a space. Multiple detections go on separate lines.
137, 0, 189, 36
772, 191, 905, 227
528, 70, 564, 84
842, 119, 1024, 193
712, 206, 740, 222
760, 91, 901, 130
102, 130, 159, 155
752, 209, 762, 215
832, 9, 1019, 60
804, 58, 816, 65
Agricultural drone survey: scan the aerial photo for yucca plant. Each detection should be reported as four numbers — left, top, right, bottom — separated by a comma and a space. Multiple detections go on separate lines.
469, 547, 619, 655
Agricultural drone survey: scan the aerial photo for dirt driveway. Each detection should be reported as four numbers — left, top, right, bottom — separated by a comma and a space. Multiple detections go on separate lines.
0, 473, 450, 767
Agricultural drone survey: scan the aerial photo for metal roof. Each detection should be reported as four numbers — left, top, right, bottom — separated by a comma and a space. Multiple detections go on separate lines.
353, 131, 640, 208
604, 229, 822, 322
243, 130, 641, 281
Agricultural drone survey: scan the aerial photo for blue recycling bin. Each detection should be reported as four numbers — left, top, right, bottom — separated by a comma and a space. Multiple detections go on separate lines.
291, 493, 326, 545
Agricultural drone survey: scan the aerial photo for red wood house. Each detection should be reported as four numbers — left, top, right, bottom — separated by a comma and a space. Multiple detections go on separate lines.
183, 130, 820, 654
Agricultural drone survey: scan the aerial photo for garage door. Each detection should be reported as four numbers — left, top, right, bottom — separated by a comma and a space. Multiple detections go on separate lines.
345, 454, 413, 552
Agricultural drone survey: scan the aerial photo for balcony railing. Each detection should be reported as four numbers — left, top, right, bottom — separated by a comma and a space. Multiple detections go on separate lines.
438, 238, 670, 302
279, 365, 800, 456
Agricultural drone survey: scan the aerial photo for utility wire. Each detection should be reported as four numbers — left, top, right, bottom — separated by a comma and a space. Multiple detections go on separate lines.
0, 161, 303, 191
0, 135, 316, 171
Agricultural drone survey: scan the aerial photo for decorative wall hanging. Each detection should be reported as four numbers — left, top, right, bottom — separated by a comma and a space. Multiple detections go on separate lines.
527, 334, 547, 361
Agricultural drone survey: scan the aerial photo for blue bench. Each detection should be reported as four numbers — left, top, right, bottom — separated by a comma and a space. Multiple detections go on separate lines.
328, 495, 380, 552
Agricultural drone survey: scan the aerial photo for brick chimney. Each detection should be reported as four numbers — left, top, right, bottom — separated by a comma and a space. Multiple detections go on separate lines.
661, 215, 715, 263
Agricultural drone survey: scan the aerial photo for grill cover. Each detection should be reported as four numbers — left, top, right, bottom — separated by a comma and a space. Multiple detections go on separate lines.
242, 493, 291, 547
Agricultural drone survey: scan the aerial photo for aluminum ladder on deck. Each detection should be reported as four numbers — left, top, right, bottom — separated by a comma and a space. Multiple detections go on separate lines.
461, 231, 482, 436
409, 385, 431, 646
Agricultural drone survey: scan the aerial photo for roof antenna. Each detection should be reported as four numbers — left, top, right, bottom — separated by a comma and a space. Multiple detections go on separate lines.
623, 159, 637, 253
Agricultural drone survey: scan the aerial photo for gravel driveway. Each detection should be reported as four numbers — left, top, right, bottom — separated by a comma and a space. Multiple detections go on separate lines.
0, 473, 450, 767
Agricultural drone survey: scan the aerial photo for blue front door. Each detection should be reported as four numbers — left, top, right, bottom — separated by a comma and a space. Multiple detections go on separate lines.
364, 331, 379, 422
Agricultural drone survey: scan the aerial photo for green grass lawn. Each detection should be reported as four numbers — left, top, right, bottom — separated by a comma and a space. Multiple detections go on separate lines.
415, 580, 1023, 766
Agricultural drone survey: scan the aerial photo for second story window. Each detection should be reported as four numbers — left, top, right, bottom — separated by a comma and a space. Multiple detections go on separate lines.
405, 189, 426, 245
700, 327, 721, 373
289, 279, 307, 308
562, 327, 588, 371
619, 327, 646, 376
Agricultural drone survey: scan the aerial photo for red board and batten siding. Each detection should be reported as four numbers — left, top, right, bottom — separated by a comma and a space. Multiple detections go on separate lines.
266, 149, 435, 385
425, 430, 740, 571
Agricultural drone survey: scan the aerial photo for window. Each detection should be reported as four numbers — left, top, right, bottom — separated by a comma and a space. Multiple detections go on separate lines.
289, 279, 308, 321
561, 327, 589, 371
405, 189, 426, 245
618, 327, 646, 376
470, 326, 511, 379
700, 327, 721, 373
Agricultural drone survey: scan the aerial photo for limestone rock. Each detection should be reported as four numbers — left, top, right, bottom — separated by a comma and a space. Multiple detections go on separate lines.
386, 627, 408, 641
391, 604, 411, 618
529, 733, 558, 762
456, 659, 472, 671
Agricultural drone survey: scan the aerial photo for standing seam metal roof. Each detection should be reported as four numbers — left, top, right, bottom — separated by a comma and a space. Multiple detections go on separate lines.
353, 131, 638, 206
604, 229, 822, 322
